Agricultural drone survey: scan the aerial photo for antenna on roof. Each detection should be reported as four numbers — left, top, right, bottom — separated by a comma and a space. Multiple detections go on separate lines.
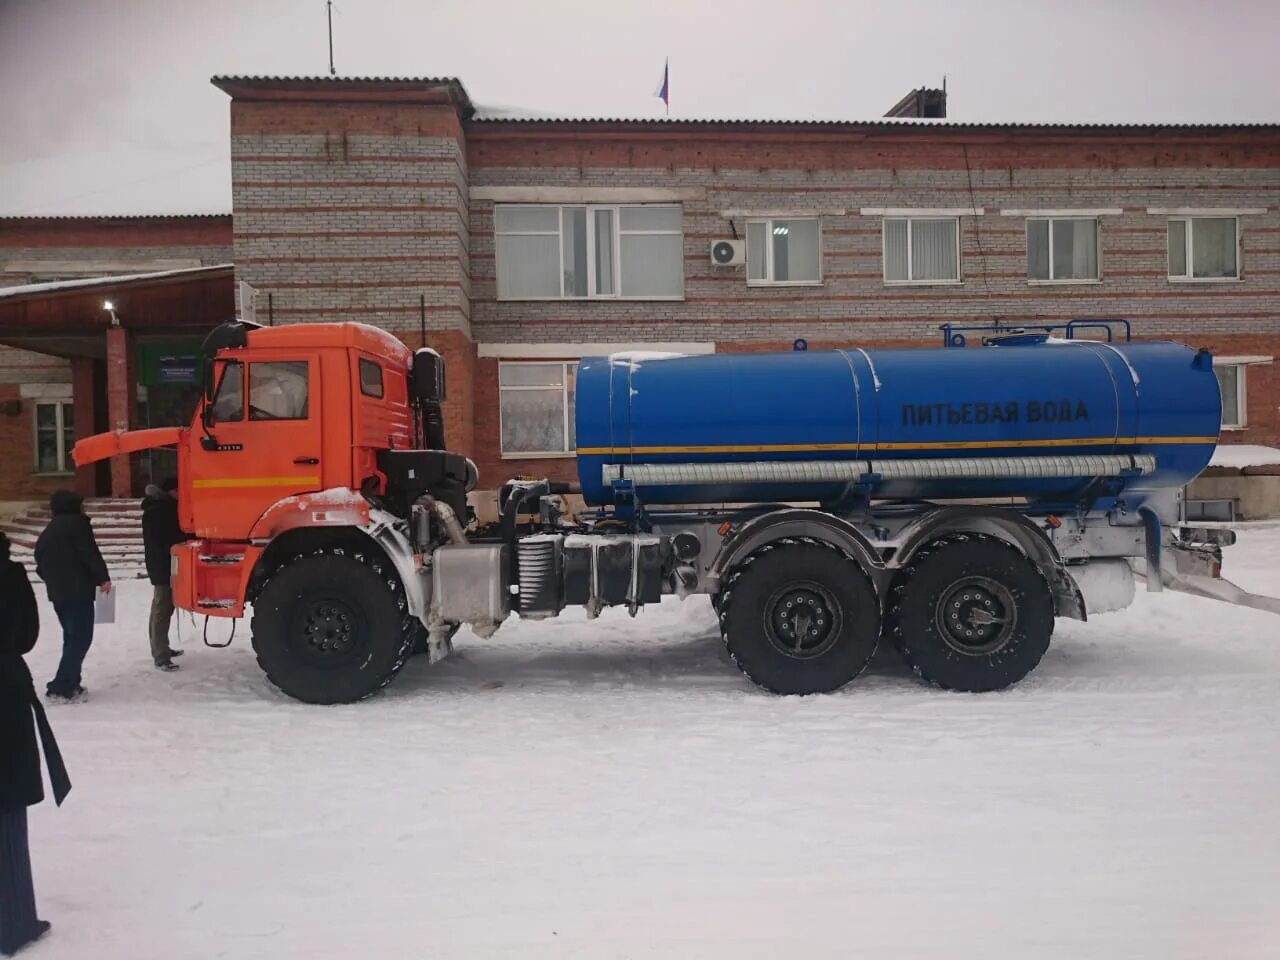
327, 0, 336, 76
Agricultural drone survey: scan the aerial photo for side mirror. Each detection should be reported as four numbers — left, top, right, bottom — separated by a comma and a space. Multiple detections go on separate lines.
201, 356, 215, 403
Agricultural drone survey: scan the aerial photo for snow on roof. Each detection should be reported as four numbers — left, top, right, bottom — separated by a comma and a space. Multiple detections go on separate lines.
468, 114, 1280, 130
0, 264, 232, 301
1209, 445, 1280, 469
0, 214, 229, 222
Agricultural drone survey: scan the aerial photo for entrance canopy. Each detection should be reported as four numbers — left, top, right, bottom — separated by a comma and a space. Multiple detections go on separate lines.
0, 263, 233, 357
0, 264, 234, 497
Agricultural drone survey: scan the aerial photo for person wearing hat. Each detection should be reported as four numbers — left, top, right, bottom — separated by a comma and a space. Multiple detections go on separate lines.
0, 531, 70, 955
33, 490, 110, 701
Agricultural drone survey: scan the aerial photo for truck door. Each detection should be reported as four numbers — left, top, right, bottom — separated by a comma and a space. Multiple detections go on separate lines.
188, 354, 324, 539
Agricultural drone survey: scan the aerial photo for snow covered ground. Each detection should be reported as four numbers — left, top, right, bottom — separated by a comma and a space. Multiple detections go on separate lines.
20, 525, 1280, 959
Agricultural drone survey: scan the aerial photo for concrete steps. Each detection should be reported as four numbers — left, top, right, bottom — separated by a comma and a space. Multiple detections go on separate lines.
3, 498, 148, 580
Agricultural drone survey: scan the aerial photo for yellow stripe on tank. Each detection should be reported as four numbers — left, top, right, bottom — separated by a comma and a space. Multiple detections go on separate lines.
575, 436, 1218, 456
191, 476, 322, 489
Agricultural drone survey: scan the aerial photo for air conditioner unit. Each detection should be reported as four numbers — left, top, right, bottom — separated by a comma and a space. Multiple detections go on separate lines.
710, 239, 746, 266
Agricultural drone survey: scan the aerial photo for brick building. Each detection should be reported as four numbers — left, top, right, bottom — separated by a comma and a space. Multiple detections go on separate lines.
2, 74, 1278, 508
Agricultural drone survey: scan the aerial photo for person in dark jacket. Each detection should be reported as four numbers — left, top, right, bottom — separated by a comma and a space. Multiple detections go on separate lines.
33, 490, 110, 702
0, 532, 70, 956
141, 477, 187, 671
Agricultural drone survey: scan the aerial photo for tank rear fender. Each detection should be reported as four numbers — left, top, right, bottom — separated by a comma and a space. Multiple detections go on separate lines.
709, 509, 884, 591
891, 507, 1086, 621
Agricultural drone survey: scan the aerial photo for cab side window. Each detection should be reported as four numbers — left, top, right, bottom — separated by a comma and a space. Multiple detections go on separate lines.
210, 361, 244, 423
359, 358, 384, 398
249, 361, 310, 421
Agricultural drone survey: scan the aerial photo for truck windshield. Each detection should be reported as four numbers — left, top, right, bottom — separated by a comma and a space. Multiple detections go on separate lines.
249, 361, 310, 421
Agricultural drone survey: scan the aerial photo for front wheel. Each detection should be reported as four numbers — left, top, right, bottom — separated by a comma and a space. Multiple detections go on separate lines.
887, 533, 1054, 692
720, 540, 881, 694
251, 550, 413, 704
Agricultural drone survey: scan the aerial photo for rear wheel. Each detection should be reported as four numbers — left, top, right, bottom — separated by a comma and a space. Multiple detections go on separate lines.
887, 533, 1054, 692
251, 549, 413, 704
720, 540, 880, 694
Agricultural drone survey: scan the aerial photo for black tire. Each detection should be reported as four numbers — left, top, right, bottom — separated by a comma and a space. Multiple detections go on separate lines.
251, 549, 414, 704
887, 532, 1054, 692
720, 539, 881, 695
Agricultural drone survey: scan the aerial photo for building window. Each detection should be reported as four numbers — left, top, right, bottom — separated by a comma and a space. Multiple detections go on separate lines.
33, 400, 74, 473
499, 362, 577, 456
746, 218, 821, 284
1214, 363, 1246, 429
883, 218, 960, 283
1027, 218, 1099, 282
495, 204, 683, 300
1168, 217, 1239, 280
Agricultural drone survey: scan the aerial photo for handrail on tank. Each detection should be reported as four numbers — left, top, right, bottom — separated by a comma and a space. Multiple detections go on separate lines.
940, 318, 1132, 347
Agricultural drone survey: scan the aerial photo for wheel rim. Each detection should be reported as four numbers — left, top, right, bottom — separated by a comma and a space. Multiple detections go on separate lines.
934, 576, 1017, 656
763, 581, 842, 660
289, 596, 365, 666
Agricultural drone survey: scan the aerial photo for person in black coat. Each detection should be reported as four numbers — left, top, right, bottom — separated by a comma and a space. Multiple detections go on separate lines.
141, 477, 187, 670
0, 531, 70, 956
33, 490, 111, 701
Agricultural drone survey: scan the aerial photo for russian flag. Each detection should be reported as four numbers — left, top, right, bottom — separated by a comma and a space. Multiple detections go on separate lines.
654, 58, 669, 110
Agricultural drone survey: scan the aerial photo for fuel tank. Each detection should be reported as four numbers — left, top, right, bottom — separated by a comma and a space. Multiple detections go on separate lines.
574, 339, 1220, 507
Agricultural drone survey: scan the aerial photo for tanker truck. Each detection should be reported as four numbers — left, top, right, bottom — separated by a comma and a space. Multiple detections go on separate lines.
73, 319, 1280, 704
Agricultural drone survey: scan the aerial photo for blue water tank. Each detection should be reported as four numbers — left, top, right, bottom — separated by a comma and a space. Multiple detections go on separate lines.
574, 341, 1220, 507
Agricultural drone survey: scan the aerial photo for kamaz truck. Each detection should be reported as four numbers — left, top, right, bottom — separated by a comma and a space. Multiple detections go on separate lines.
74, 319, 1280, 704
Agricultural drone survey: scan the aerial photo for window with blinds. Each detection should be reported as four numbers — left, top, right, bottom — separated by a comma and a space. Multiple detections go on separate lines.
883, 218, 960, 283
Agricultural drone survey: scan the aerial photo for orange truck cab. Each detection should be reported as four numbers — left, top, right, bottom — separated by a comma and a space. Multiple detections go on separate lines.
75, 320, 476, 701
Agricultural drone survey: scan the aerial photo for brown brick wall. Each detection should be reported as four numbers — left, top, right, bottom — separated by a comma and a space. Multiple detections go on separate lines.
466, 126, 1280, 173
0, 386, 71, 501
228, 99, 471, 334
0, 216, 231, 249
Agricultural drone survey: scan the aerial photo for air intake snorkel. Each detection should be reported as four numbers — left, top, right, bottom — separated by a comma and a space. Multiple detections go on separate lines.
410, 347, 446, 449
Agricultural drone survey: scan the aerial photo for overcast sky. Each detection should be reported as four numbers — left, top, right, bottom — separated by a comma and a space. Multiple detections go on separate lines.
1, 0, 1276, 216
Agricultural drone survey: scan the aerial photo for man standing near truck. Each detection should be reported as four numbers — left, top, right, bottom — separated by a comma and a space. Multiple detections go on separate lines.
142, 477, 187, 672
34, 490, 110, 702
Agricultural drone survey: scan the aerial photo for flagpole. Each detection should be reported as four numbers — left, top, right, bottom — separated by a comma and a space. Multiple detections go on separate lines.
666, 58, 670, 117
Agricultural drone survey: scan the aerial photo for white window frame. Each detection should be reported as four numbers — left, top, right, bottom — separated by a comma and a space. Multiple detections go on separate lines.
1025, 216, 1102, 284
1167, 216, 1241, 282
32, 399, 75, 474
881, 217, 962, 285
495, 204, 684, 301
1213, 360, 1249, 430
498, 360, 578, 458
746, 217, 823, 286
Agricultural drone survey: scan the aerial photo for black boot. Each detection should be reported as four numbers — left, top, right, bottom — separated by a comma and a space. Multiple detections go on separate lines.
1, 919, 51, 956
